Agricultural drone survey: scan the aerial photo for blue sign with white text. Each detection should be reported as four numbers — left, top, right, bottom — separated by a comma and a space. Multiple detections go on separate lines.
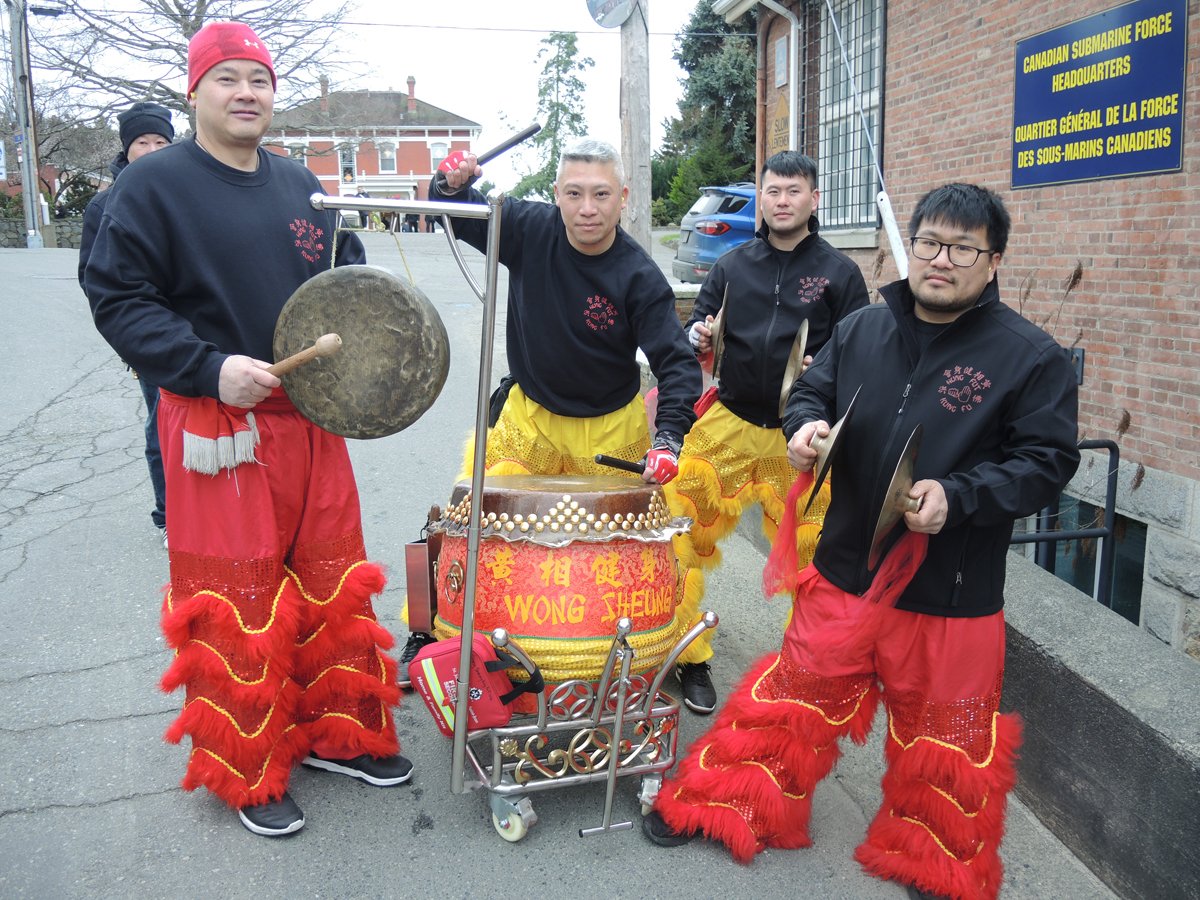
1011, 0, 1186, 189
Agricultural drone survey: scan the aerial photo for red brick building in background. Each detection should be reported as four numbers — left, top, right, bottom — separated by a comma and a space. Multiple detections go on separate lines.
264, 75, 479, 203
715, 0, 1199, 661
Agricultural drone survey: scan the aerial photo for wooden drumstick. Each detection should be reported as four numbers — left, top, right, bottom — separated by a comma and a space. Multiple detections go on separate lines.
267, 333, 342, 377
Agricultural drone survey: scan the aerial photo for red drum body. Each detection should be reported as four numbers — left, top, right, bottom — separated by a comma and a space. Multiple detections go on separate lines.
430, 476, 692, 713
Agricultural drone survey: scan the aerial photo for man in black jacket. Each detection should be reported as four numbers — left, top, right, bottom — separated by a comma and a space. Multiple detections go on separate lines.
666, 151, 869, 713
645, 184, 1079, 900
78, 102, 174, 546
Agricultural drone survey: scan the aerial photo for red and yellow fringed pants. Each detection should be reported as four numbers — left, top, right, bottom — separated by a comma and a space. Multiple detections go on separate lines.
663, 399, 831, 663
656, 567, 1020, 900
157, 391, 401, 809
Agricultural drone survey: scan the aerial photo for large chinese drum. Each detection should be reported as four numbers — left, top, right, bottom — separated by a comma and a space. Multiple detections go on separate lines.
429, 475, 693, 713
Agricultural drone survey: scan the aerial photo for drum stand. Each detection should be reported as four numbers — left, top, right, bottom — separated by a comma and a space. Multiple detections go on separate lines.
310, 190, 716, 842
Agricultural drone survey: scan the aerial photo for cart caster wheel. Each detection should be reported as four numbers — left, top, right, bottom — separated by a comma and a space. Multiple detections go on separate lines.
493, 811, 528, 842
641, 803, 653, 816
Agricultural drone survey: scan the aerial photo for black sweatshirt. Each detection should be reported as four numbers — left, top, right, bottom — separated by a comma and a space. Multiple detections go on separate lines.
84, 138, 365, 399
77, 153, 128, 290
783, 278, 1080, 617
429, 181, 701, 445
688, 218, 870, 429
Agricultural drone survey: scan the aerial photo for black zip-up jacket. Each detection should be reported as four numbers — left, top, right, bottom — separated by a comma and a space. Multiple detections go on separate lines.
688, 217, 869, 429
430, 179, 701, 446
783, 278, 1080, 617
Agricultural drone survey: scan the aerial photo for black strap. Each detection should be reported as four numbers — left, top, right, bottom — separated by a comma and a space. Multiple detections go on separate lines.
488, 374, 516, 428
486, 650, 545, 706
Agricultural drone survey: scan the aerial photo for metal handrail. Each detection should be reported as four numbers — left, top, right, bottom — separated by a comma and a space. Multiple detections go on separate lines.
1009, 439, 1119, 609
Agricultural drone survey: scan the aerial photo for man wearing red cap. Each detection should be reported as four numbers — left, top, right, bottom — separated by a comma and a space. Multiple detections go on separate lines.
84, 21, 410, 837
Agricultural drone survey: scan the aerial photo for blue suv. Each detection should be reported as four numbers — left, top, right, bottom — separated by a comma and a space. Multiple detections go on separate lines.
671, 183, 757, 284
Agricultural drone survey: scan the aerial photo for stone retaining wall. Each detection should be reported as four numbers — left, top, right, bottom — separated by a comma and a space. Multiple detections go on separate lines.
0, 218, 84, 250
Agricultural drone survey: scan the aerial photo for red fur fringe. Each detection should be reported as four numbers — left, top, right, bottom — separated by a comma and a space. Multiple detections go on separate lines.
159, 642, 287, 708
761, 472, 814, 598
291, 562, 387, 633
304, 704, 400, 759
299, 662, 402, 714
160, 577, 306, 666
656, 654, 876, 864
181, 724, 311, 809
165, 679, 304, 779
855, 713, 1022, 900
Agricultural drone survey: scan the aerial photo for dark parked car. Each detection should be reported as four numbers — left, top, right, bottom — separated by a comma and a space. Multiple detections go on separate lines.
671, 183, 756, 284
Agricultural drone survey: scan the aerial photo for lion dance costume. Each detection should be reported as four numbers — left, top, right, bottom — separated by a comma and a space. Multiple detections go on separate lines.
157, 391, 401, 808
655, 477, 1020, 900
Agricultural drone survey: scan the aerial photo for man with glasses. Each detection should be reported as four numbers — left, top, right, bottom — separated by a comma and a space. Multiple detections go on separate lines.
644, 183, 1079, 900
666, 150, 869, 714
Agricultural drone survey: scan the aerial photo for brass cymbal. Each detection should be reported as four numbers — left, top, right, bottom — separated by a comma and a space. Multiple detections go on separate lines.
711, 284, 729, 381
802, 385, 860, 517
867, 424, 924, 571
778, 318, 809, 418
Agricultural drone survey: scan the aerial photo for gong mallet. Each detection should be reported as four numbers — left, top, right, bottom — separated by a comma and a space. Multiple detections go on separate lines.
267, 333, 342, 377
433, 121, 543, 192
801, 385, 861, 516
594, 453, 646, 475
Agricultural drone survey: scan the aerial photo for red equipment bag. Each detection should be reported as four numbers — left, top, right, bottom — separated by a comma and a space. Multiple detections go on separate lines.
408, 633, 544, 738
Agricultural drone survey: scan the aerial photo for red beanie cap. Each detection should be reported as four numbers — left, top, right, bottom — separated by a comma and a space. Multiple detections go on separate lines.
187, 22, 276, 97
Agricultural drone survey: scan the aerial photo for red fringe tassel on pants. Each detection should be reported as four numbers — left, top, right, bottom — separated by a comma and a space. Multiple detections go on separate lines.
656, 565, 1020, 900
156, 390, 401, 809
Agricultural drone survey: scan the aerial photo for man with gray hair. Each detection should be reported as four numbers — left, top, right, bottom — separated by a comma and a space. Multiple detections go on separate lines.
403, 140, 702, 675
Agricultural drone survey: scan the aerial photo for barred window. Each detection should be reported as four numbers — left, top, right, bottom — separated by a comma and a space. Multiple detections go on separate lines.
816, 0, 883, 230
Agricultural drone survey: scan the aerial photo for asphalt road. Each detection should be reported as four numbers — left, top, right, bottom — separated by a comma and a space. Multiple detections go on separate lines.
0, 231, 1116, 900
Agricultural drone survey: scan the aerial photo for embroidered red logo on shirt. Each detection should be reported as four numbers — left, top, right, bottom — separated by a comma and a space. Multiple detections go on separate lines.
584, 295, 618, 331
937, 366, 991, 413
290, 219, 325, 263
796, 276, 830, 304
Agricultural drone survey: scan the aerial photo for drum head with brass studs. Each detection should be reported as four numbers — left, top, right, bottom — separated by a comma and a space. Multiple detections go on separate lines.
273, 266, 450, 439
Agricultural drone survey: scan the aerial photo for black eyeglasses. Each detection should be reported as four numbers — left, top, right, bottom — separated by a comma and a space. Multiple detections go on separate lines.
910, 237, 993, 267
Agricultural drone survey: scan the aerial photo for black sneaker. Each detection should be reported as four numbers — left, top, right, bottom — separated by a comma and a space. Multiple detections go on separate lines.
906, 886, 951, 900
238, 791, 304, 836
302, 752, 414, 786
642, 810, 694, 847
398, 632, 438, 687
677, 662, 717, 714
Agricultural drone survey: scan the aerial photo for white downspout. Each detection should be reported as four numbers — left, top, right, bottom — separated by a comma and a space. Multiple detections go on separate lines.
759, 0, 799, 151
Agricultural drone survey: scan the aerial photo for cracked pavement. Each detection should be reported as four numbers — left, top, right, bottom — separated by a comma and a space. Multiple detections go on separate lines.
0, 242, 1116, 900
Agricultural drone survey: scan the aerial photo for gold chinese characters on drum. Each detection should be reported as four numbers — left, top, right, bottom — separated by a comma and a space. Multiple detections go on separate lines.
428, 475, 697, 713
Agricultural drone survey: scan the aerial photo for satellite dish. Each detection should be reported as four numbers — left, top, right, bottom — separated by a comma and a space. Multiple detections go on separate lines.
587, 0, 637, 28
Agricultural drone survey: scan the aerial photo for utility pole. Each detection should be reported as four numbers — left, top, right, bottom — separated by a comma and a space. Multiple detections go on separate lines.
5, 0, 42, 248
619, 0, 650, 254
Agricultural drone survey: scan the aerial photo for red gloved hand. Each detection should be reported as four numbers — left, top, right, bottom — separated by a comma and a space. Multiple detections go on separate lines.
644, 447, 678, 485
438, 150, 469, 175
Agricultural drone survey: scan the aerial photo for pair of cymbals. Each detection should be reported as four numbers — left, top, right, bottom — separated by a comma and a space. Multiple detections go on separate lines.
799, 387, 924, 571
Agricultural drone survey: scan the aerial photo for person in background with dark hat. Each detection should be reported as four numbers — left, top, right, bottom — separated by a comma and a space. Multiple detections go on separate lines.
83, 21, 410, 838
78, 101, 175, 547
